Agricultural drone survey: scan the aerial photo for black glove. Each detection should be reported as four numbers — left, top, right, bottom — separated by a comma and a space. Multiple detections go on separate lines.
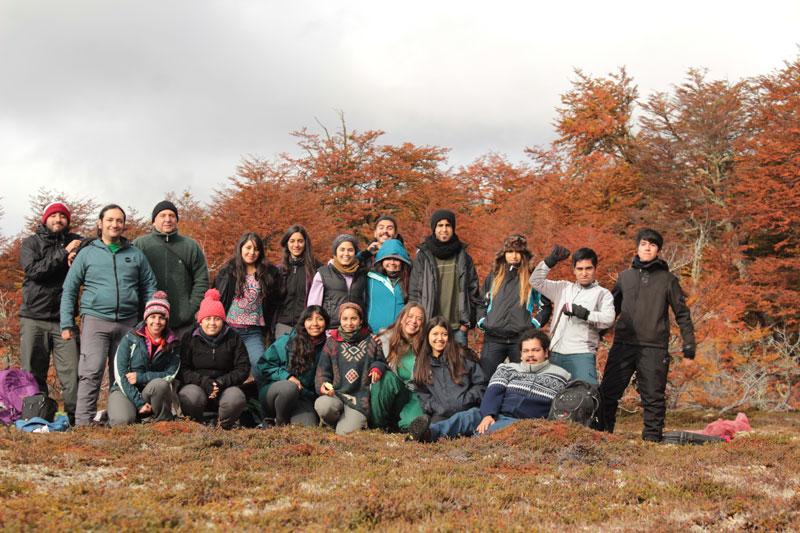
544, 245, 571, 268
562, 303, 590, 320
683, 346, 696, 360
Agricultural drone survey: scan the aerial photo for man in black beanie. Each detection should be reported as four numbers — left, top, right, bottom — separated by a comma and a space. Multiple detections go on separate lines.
133, 200, 209, 337
409, 209, 480, 346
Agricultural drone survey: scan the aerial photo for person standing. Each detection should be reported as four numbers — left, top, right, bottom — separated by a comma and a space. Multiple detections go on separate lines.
365, 239, 412, 333
529, 245, 615, 384
60, 204, 157, 426
307, 234, 368, 330
19, 201, 83, 424
358, 214, 402, 268
274, 225, 322, 339
477, 234, 552, 378
214, 232, 280, 384
408, 210, 481, 346
598, 229, 696, 442
133, 200, 209, 339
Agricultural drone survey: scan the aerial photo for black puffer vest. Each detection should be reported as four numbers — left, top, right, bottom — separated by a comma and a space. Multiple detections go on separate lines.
318, 264, 367, 328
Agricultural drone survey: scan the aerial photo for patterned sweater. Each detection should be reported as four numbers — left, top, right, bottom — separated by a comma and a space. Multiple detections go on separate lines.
315, 327, 386, 415
479, 361, 571, 420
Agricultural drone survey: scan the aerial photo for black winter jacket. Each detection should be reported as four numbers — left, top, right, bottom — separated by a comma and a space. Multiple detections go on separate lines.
179, 326, 251, 395
413, 351, 486, 419
276, 258, 322, 327
478, 266, 552, 338
612, 258, 695, 350
20, 225, 82, 321
408, 245, 481, 328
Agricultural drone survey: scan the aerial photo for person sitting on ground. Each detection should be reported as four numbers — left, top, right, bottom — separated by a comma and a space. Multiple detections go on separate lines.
108, 291, 180, 426
370, 302, 427, 432
178, 289, 250, 429
477, 234, 552, 378
314, 303, 385, 435
307, 234, 368, 330
410, 316, 486, 425
408, 328, 570, 442
365, 239, 412, 333
257, 305, 330, 427
214, 232, 280, 386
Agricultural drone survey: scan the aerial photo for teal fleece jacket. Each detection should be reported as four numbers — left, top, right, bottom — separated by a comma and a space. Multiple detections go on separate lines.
60, 238, 157, 330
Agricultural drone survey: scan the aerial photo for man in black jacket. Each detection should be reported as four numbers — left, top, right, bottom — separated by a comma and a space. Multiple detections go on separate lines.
599, 228, 696, 442
408, 210, 481, 346
19, 201, 83, 422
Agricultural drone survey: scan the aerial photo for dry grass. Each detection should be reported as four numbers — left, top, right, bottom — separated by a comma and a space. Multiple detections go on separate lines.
1, 410, 798, 531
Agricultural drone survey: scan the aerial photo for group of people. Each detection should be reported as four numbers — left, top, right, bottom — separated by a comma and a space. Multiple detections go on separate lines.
19, 198, 695, 442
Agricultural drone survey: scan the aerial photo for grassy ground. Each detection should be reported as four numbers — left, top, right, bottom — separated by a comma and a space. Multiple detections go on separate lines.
0, 410, 798, 531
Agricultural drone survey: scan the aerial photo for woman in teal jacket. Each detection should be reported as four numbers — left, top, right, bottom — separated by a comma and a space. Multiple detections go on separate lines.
107, 291, 180, 426
257, 305, 329, 427
366, 239, 411, 333
60, 204, 157, 426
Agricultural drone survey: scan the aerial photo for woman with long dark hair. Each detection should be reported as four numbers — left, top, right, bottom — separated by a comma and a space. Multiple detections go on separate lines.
257, 305, 330, 427
411, 316, 486, 423
370, 302, 427, 431
477, 234, 552, 378
214, 232, 279, 384
274, 225, 322, 338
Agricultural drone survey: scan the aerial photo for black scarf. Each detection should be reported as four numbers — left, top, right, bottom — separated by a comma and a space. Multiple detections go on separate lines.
632, 256, 667, 270
423, 234, 463, 260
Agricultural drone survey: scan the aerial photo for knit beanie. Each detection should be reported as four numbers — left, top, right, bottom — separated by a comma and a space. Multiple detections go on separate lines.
151, 200, 179, 222
41, 202, 71, 225
430, 209, 456, 233
337, 302, 364, 320
331, 234, 359, 256
196, 288, 225, 322
375, 214, 398, 230
143, 291, 170, 321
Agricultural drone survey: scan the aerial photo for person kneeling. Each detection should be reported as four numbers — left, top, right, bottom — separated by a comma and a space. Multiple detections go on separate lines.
178, 289, 250, 429
408, 328, 569, 441
108, 291, 180, 426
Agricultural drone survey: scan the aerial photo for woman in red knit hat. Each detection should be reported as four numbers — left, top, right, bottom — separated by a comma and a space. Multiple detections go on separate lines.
177, 289, 251, 429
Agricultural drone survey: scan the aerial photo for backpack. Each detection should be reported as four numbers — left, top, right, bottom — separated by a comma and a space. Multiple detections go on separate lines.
548, 380, 601, 427
662, 431, 726, 445
22, 393, 58, 422
0, 369, 41, 425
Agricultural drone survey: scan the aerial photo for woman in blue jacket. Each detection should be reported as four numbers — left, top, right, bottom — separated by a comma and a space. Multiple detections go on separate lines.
256, 305, 330, 427
60, 204, 157, 426
107, 291, 180, 426
365, 239, 411, 333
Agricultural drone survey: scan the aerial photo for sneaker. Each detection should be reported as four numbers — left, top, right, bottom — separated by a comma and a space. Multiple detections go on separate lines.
407, 415, 432, 443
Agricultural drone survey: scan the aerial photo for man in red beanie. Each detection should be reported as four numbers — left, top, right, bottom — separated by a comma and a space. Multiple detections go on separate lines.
19, 201, 83, 424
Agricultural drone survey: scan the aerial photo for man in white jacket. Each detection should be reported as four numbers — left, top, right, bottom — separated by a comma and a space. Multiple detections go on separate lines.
529, 246, 615, 384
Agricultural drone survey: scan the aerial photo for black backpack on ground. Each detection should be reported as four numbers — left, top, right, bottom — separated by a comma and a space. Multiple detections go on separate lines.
21, 393, 58, 422
548, 380, 601, 427
662, 431, 726, 445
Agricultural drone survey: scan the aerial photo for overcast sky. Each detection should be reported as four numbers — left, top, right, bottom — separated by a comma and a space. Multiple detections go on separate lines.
1, 1, 798, 236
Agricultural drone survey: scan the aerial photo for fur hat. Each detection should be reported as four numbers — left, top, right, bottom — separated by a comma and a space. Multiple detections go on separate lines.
497, 234, 533, 262
41, 202, 71, 225
143, 291, 170, 321
196, 288, 225, 323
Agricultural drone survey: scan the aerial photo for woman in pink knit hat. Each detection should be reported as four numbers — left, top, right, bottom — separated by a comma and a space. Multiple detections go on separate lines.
177, 289, 250, 429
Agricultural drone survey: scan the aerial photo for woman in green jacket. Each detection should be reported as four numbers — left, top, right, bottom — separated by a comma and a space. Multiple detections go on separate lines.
370, 302, 427, 431
257, 305, 329, 427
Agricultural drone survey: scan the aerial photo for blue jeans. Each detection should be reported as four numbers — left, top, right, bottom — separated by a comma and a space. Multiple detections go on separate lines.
235, 327, 265, 385
453, 328, 468, 347
429, 407, 522, 440
549, 352, 597, 384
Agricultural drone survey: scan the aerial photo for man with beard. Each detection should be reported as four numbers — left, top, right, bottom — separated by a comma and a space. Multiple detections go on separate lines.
409, 209, 481, 346
359, 214, 402, 269
19, 201, 83, 424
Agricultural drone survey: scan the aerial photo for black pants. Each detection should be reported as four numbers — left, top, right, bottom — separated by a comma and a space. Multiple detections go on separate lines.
480, 335, 521, 379
599, 343, 670, 441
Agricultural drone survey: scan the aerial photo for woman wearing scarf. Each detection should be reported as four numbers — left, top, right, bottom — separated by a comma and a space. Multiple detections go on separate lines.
408, 210, 481, 346
307, 234, 367, 329
257, 305, 330, 427
107, 291, 180, 426
314, 303, 386, 435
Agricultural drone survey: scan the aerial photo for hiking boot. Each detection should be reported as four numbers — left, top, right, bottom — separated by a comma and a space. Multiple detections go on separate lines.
406, 415, 432, 443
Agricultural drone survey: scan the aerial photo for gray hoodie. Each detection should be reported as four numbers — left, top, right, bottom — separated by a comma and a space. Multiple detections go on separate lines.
530, 261, 615, 355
